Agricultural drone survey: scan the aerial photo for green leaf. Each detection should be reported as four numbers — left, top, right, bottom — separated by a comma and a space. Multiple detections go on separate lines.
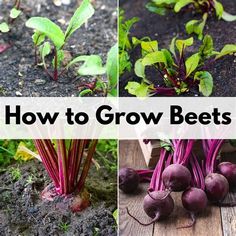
10, 8, 21, 19
222, 11, 236, 22
176, 37, 193, 55
145, 3, 167, 15
106, 43, 118, 96
134, 59, 146, 79
199, 35, 214, 57
32, 31, 45, 46
113, 209, 118, 225
142, 51, 166, 66
125, 82, 150, 97
169, 36, 177, 57
213, 0, 224, 19
141, 41, 158, 56
26, 17, 65, 48
215, 44, 236, 60
68, 55, 106, 76
194, 71, 213, 96
79, 89, 93, 97
174, 0, 193, 13
161, 49, 174, 67
185, 53, 200, 77
39, 42, 51, 66
0, 22, 10, 33
65, 0, 95, 40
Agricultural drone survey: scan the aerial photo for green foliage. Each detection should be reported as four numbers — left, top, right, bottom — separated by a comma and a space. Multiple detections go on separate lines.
113, 209, 118, 224
59, 222, 70, 233
0, 140, 35, 166
96, 140, 117, 174
126, 35, 236, 97
26, 0, 95, 81
76, 44, 118, 97
0, 23, 10, 33
119, 9, 139, 76
9, 167, 22, 181
0, 0, 21, 34
146, 0, 236, 39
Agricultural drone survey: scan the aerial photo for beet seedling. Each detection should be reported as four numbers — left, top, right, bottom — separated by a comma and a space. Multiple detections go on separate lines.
68, 43, 118, 97
119, 9, 139, 76
146, 0, 236, 39
0, 0, 22, 53
125, 35, 236, 97
26, 0, 95, 81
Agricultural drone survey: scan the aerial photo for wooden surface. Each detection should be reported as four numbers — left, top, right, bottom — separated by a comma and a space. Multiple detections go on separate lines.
119, 140, 236, 236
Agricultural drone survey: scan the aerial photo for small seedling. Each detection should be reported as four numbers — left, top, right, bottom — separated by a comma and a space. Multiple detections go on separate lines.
146, 0, 236, 39
9, 166, 22, 181
59, 222, 70, 233
74, 43, 118, 97
119, 9, 139, 76
0, 0, 22, 34
125, 35, 236, 96
26, 0, 95, 81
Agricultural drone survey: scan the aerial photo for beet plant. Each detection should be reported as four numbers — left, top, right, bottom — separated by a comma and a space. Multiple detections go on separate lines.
125, 35, 236, 97
146, 0, 236, 39
33, 139, 97, 212
0, 0, 22, 53
119, 9, 139, 76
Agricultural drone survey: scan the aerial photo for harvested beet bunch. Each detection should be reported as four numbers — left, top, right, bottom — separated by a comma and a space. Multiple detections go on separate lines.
122, 139, 236, 228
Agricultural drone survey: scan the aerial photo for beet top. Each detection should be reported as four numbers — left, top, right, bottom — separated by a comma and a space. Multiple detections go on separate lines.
119, 168, 140, 194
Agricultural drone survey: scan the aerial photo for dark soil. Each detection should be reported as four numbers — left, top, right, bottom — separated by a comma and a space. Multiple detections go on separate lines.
0, 0, 117, 97
0, 159, 117, 235
119, 0, 236, 97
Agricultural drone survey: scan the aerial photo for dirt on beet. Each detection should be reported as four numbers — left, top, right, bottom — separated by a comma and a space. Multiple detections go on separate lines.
0, 0, 117, 97
0, 158, 117, 235
119, 0, 236, 97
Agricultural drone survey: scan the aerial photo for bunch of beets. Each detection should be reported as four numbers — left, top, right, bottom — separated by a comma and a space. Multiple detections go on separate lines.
119, 140, 236, 228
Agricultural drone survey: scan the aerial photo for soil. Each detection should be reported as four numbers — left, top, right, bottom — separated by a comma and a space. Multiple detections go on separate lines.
0, 159, 117, 235
119, 0, 236, 97
0, 0, 117, 97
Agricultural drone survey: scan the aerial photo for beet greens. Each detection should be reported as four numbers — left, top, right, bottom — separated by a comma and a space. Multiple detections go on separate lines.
146, 0, 236, 39
125, 35, 236, 97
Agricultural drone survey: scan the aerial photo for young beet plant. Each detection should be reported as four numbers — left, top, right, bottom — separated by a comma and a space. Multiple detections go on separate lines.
0, 0, 22, 53
34, 139, 97, 212
146, 0, 236, 39
125, 35, 236, 97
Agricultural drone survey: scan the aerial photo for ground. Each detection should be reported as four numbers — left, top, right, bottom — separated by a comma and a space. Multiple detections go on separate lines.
119, 0, 236, 97
0, 158, 117, 235
0, 0, 117, 97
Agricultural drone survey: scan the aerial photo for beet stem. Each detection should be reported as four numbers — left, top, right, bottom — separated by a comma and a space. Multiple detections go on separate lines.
126, 207, 160, 226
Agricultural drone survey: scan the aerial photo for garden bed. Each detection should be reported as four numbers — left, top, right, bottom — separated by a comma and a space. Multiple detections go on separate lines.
119, 0, 236, 97
0, 158, 117, 235
0, 0, 116, 97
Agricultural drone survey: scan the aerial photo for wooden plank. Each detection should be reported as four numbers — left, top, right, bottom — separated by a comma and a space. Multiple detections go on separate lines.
220, 153, 236, 236
119, 140, 153, 236
153, 193, 222, 236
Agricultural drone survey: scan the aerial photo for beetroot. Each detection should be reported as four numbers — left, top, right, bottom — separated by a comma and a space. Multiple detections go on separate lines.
182, 188, 208, 213
205, 173, 229, 202
119, 168, 140, 193
127, 191, 174, 226
162, 164, 191, 192
218, 162, 236, 188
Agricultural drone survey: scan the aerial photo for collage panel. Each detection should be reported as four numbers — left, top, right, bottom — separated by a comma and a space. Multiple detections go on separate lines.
0, 0, 118, 235
119, 0, 236, 97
